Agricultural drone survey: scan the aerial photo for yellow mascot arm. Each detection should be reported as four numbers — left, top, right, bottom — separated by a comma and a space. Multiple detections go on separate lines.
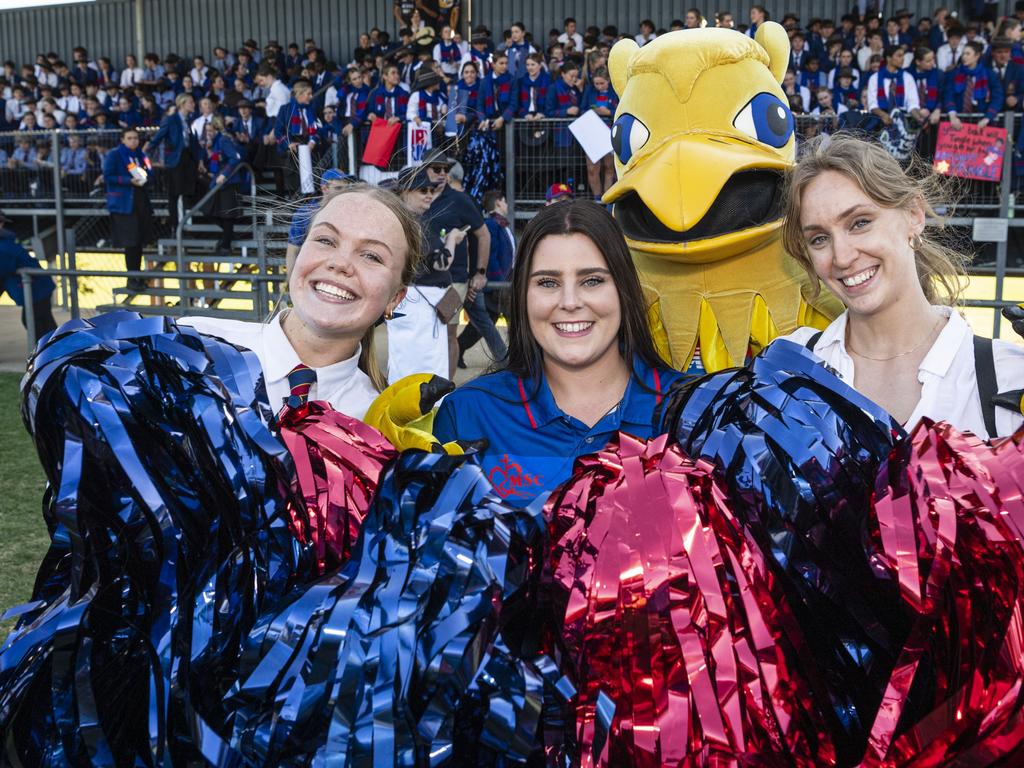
363, 374, 468, 454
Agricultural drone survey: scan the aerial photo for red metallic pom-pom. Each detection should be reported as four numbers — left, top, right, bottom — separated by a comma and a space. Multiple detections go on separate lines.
547, 433, 835, 767
864, 421, 1024, 766
277, 401, 397, 574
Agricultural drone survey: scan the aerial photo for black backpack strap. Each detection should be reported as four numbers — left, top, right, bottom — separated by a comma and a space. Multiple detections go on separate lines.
974, 334, 999, 438
804, 331, 823, 350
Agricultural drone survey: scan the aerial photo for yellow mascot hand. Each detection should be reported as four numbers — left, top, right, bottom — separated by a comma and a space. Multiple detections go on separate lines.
364, 373, 468, 454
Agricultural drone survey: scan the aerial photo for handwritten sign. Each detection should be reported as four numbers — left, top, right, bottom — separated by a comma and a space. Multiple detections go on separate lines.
407, 121, 432, 165
933, 122, 1007, 182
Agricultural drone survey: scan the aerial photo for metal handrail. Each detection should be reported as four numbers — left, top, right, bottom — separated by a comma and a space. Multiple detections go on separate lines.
17, 265, 288, 354
174, 160, 258, 306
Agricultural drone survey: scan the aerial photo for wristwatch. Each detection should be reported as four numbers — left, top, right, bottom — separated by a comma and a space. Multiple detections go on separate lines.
475, 268, 487, 276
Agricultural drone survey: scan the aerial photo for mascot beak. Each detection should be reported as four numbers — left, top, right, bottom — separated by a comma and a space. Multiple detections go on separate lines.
604, 132, 790, 263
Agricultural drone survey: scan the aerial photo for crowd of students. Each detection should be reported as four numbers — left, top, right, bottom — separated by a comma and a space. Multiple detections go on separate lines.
3, 3, 1024, 204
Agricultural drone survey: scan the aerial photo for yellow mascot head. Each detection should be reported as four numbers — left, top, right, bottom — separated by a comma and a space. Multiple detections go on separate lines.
605, 24, 793, 262
603, 24, 836, 370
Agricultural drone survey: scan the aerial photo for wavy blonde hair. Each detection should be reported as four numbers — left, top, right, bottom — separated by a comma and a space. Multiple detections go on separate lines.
781, 133, 970, 306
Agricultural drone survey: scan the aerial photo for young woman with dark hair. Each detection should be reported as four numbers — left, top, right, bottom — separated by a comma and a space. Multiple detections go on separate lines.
434, 200, 681, 506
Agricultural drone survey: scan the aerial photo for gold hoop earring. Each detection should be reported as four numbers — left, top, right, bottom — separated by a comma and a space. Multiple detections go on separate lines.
910, 234, 923, 252
385, 309, 394, 321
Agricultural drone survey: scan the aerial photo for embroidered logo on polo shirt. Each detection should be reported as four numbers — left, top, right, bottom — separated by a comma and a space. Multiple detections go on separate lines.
488, 454, 543, 498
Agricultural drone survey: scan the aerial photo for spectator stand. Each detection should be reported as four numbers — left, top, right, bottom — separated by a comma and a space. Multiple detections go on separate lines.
10, 109, 1024, 346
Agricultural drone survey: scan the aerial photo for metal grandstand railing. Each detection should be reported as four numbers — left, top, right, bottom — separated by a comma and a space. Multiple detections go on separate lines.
7, 109, 1024, 347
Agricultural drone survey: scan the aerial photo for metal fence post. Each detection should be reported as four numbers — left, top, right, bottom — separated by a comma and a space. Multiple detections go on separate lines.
51, 129, 68, 310
994, 110, 1015, 338
21, 271, 36, 356
505, 119, 516, 223
65, 227, 79, 320
347, 131, 356, 177
255, 224, 269, 320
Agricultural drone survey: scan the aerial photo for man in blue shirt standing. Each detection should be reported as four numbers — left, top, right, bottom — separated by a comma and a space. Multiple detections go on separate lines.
0, 213, 57, 339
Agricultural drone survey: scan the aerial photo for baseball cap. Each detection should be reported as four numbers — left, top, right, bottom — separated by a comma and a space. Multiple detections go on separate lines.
321, 168, 354, 184
545, 182, 574, 202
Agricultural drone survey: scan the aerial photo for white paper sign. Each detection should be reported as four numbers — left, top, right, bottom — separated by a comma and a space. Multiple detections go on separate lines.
297, 144, 314, 194
569, 109, 613, 163
407, 121, 433, 165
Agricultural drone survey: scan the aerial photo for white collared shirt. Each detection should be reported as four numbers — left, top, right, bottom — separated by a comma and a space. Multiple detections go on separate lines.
177, 314, 380, 419
265, 79, 291, 118
780, 306, 1024, 439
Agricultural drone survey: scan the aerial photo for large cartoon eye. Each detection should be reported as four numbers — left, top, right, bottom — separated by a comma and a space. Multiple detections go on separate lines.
732, 93, 794, 148
611, 113, 650, 164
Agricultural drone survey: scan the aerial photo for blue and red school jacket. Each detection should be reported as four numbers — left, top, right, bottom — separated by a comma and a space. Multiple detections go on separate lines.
467, 48, 491, 76
413, 87, 446, 121
338, 82, 370, 126
516, 70, 551, 117
798, 69, 828, 92
580, 84, 619, 123
201, 132, 247, 187
435, 40, 462, 71
455, 78, 480, 125
909, 65, 943, 110
832, 83, 862, 110
478, 71, 515, 121
872, 67, 910, 111
943, 63, 1004, 120
274, 99, 320, 154
360, 84, 410, 124
545, 77, 582, 117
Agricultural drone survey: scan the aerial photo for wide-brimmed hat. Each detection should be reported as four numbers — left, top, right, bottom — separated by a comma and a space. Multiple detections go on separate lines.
414, 69, 443, 90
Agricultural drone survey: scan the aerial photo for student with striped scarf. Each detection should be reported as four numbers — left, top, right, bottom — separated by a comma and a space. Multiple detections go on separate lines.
867, 45, 923, 127
944, 41, 1003, 130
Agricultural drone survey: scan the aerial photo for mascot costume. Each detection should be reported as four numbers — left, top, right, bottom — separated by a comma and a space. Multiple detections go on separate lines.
604, 24, 840, 371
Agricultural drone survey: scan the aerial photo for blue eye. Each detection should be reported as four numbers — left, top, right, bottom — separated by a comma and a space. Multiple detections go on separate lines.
610, 113, 650, 164
732, 93, 794, 148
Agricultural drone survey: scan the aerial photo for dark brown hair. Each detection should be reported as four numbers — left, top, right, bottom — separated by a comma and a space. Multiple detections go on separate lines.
504, 200, 667, 381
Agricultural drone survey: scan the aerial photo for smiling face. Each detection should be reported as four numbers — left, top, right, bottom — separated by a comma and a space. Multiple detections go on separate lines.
289, 193, 409, 340
799, 171, 924, 319
527, 233, 622, 373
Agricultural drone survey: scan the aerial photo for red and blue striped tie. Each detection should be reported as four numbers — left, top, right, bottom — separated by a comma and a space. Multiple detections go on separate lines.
286, 363, 316, 408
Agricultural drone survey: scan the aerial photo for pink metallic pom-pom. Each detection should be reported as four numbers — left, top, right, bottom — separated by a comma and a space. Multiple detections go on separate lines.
547, 433, 834, 767
277, 401, 397, 574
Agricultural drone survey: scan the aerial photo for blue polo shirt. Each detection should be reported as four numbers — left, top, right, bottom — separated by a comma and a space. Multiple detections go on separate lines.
433, 357, 682, 507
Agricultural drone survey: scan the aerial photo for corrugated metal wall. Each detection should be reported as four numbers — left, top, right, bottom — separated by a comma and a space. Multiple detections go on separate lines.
478, 0, 943, 38
0, 1, 134, 65
0, 0, 951, 69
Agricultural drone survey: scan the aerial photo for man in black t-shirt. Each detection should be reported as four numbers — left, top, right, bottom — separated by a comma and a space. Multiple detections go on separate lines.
393, 0, 416, 27
422, 150, 504, 365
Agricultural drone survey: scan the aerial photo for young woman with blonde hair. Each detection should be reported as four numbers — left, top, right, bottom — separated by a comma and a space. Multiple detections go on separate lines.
181, 184, 423, 417
778, 133, 1024, 438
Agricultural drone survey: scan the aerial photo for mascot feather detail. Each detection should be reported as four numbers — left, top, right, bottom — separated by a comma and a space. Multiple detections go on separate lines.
604, 23, 841, 371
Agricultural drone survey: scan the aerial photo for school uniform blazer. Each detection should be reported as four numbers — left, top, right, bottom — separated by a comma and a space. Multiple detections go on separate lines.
148, 112, 201, 167
103, 144, 149, 214
202, 133, 245, 188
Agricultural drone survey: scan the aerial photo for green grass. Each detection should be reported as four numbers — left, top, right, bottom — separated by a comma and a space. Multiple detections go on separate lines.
0, 372, 50, 639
